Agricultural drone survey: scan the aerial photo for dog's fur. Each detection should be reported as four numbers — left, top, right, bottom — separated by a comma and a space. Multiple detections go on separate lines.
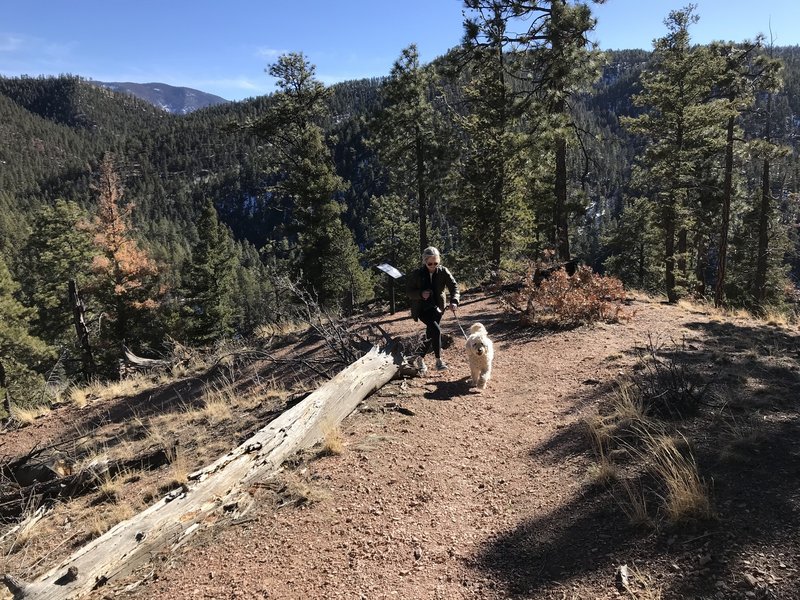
465, 323, 494, 390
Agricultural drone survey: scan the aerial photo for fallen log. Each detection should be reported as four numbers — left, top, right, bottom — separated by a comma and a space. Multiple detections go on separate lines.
121, 345, 167, 369
4, 345, 401, 599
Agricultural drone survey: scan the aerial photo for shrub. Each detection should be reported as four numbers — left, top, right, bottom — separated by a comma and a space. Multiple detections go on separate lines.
505, 264, 629, 327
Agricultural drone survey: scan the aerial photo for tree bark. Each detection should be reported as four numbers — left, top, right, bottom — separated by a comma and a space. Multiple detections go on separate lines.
415, 125, 428, 252
6, 345, 401, 600
554, 124, 570, 261
754, 92, 773, 306
664, 198, 677, 303
1, 360, 11, 420
714, 112, 735, 307
68, 280, 94, 377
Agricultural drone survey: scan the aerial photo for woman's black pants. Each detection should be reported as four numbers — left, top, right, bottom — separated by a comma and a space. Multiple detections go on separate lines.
418, 307, 443, 359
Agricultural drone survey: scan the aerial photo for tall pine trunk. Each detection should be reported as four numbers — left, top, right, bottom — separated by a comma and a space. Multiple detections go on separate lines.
693, 232, 708, 297
754, 92, 773, 306
554, 130, 570, 261
415, 125, 428, 252
714, 112, 735, 307
664, 199, 677, 303
677, 228, 688, 285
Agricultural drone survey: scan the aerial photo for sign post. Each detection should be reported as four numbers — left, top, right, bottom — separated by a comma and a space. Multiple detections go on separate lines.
376, 263, 403, 314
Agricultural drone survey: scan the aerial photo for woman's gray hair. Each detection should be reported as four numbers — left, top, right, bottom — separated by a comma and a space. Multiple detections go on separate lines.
421, 246, 441, 264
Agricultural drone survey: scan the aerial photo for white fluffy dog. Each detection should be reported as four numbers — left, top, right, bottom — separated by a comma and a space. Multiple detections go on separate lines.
465, 323, 494, 390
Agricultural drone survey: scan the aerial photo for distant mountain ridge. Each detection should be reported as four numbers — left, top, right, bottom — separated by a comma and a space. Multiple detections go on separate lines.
94, 81, 229, 114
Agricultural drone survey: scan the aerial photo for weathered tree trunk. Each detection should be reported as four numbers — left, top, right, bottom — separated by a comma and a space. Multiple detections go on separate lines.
68, 280, 94, 377
5, 346, 400, 600
1, 360, 11, 419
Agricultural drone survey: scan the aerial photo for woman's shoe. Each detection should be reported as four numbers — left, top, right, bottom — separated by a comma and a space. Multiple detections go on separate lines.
435, 358, 448, 370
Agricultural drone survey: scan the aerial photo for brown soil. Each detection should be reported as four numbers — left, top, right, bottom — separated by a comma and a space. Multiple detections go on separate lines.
2, 291, 799, 599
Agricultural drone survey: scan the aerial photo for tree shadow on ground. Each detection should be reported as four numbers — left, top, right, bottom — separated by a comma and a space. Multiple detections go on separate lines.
471, 484, 639, 596
423, 378, 472, 401
472, 318, 800, 599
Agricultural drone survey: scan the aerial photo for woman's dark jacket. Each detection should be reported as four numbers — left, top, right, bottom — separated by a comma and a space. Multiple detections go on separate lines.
406, 265, 460, 321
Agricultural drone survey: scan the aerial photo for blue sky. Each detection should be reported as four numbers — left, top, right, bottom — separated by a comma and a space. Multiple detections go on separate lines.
1, 0, 798, 102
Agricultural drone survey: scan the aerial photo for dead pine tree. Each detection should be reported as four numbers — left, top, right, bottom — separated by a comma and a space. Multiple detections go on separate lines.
68, 279, 95, 377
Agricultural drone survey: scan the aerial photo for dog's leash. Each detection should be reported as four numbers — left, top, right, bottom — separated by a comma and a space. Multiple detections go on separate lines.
450, 306, 469, 340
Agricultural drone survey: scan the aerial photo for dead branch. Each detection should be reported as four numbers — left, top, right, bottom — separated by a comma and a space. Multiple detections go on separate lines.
0, 445, 175, 521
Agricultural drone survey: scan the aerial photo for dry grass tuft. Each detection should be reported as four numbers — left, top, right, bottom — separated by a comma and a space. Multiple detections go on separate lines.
674, 297, 792, 328
584, 417, 619, 486
621, 564, 664, 599
643, 432, 713, 524
167, 446, 189, 487
5, 506, 49, 553
95, 471, 124, 503
715, 409, 766, 464
584, 382, 652, 456
199, 384, 234, 424
68, 373, 159, 407
616, 478, 654, 529
10, 404, 51, 424
317, 424, 345, 457
254, 319, 313, 340
612, 383, 649, 423
586, 457, 619, 486
68, 384, 91, 408
761, 305, 792, 328
592, 377, 712, 527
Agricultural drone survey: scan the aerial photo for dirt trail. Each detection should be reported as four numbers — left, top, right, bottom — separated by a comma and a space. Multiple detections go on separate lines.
120, 294, 699, 600
5, 291, 798, 599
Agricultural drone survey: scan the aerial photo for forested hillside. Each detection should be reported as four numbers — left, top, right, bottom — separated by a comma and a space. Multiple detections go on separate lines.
1, 3, 799, 411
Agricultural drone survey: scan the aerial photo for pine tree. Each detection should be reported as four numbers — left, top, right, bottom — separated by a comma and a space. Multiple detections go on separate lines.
88, 153, 162, 354
363, 194, 419, 311
0, 256, 53, 409
183, 199, 238, 344
0, 191, 28, 264
750, 75, 792, 308
603, 196, 662, 289
234, 240, 276, 335
458, 0, 602, 267
707, 40, 784, 306
370, 45, 441, 252
622, 7, 724, 302
253, 53, 371, 306
19, 199, 95, 345
516, 0, 604, 260
457, 2, 538, 273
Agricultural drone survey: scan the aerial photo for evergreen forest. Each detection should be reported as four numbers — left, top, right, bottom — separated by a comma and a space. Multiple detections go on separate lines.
2, 2, 800, 409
